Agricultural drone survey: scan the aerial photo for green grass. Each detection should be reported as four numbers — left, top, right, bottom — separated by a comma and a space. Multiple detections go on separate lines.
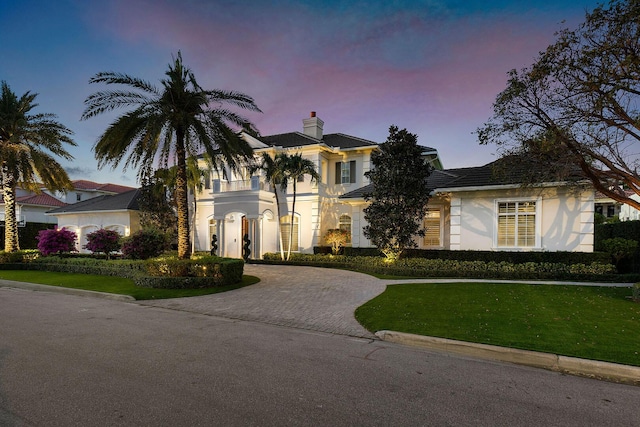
355, 283, 640, 367
0, 270, 260, 300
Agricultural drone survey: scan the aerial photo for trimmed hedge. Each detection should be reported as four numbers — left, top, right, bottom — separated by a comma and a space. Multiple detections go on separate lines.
595, 221, 640, 273
1, 222, 56, 250
143, 255, 244, 287
0, 253, 244, 289
315, 246, 611, 265
261, 253, 627, 282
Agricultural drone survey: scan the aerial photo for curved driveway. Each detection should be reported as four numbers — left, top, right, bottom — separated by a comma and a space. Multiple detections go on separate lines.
141, 264, 387, 338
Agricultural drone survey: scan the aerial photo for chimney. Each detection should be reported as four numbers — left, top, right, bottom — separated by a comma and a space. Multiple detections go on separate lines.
303, 111, 324, 140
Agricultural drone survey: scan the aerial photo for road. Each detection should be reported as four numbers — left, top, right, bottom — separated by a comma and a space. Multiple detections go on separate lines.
1, 287, 639, 426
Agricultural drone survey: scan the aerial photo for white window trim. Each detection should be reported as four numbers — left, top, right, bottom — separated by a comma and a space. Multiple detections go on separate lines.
423, 206, 444, 249
493, 197, 542, 250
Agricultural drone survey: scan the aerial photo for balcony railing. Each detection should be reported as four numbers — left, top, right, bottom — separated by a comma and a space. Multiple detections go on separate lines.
212, 177, 272, 193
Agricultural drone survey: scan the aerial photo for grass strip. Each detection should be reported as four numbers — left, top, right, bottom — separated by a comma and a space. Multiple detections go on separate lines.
355, 282, 640, 367
0, 270, 259, 300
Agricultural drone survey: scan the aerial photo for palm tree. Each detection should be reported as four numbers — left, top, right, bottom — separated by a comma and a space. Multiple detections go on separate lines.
282, 153, 319, 260
0, 82, 76, 252
249, 152, 289, 260
82, 52, 261, 259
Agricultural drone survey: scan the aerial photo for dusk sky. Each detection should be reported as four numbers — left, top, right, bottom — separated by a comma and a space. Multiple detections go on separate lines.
1, 0, 601, 186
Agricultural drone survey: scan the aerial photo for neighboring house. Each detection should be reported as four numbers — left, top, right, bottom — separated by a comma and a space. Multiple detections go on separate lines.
595, 189, 640, 222
618, 193, 640, 221
46, 189, 141, 253
192, 112, 595, 258
0, 189, 67, 226
45, 179, 136, 204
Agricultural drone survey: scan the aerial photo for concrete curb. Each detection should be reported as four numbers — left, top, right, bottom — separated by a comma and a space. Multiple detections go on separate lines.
376, 330, 640, 386
0, 279, 135, 302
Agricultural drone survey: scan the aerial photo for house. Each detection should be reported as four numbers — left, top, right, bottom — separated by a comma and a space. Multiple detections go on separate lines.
341, 159, 594, 252
0, 189, 67, 227
46, 189, 141, 253
45, 180, 136, 204
192, 112, 595, 258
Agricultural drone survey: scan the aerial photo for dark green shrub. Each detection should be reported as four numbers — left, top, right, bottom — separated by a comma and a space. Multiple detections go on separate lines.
601, 238, 639, 269
139, 255, 244, 288
121, 228, 169, 260
0, 250, 39, 263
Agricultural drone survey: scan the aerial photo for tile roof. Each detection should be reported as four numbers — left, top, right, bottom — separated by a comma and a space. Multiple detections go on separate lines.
259, 132, 379, 150
340, 156, 579, 199
1, 193, 68, 207
71, 180, 136, 194
47, 189, 140, 214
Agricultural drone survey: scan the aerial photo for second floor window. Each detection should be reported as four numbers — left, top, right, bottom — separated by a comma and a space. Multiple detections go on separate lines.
335, 161, 356, 184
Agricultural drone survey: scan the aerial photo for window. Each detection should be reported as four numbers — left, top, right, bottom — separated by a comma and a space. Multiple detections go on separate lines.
497, 201, 537, 247
76, 193, 81, 202
280, 214, 299, 252
423, 208, 441, 247
335, 161, 356, 184
339, 214, 352, 244
204, 173, 211, 190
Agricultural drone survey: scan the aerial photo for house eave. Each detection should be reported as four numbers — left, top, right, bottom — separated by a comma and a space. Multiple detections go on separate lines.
435, 181, 590, 194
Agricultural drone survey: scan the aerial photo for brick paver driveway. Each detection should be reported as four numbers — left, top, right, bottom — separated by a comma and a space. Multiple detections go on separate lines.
140, 264, 387, 338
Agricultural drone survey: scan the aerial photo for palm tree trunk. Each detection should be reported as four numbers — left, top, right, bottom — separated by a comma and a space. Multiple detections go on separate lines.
274, 187, 285, 261
287, 180, 296, 261
175, 129, 191, 259
2, 170, 19, 252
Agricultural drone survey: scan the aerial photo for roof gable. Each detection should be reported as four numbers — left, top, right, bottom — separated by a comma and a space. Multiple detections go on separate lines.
71, 180, 136, 194
47, 189, 141, 214
2, 193, 68, 208
259, 132, 378, 150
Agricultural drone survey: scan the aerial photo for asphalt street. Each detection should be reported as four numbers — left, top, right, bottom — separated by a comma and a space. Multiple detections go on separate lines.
1, 287, 639, 426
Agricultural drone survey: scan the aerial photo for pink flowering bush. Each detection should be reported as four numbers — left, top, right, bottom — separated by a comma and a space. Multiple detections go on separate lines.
36, 228, 77, 256
85, 228, 122, 259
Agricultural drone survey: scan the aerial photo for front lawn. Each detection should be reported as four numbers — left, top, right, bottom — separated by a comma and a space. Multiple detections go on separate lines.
355, 283, 640, 367
0, 270, 259, 300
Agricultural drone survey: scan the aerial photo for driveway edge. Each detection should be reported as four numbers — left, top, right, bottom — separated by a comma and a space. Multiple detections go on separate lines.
376, 330, 640, 386
0, 279, 135, 302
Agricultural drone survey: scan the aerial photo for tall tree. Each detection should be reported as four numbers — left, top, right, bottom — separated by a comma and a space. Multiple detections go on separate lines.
282, 153, 319, 260
249, 152, 289, 260
82, 52, 261, 259
477, 0, 640, 210
363, 126, 432, 261
0, 82, 76, 252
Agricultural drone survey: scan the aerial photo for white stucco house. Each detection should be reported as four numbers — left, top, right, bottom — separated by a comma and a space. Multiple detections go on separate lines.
1, 190, 67, 227
46, 189, 141, 253
191, 112, 594, 258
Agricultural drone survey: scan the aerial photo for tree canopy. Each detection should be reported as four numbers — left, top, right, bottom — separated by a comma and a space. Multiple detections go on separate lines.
477, 0, 640, 210
0, 81, 76, 251
363, 126, 432, 260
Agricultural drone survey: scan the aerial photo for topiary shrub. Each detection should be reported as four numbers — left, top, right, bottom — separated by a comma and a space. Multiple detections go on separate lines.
324, 229, 349, 255
121, 228, 169, 260
36, 228, 77, 256
85, 228, 122, 259
601, 237, 639, 270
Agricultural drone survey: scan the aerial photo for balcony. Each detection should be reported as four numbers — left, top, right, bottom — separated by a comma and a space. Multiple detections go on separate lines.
212, 177, 273, 193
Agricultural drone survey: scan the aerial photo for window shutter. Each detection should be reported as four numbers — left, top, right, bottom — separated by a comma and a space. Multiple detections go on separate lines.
349, 161, 356, 183
335, 162, 341, 184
